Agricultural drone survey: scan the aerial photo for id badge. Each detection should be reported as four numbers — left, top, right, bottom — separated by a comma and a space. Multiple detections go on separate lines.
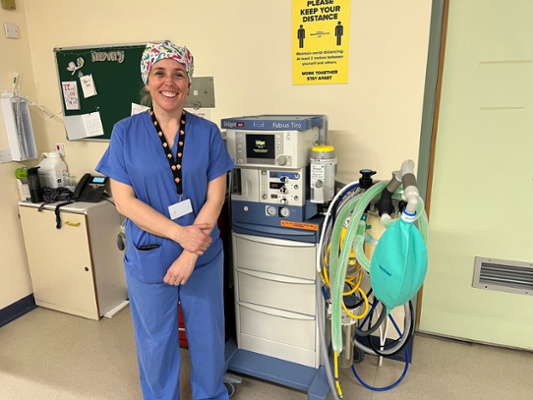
168, 198, 193, 220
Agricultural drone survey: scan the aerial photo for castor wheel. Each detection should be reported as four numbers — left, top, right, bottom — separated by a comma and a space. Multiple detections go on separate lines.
223, 372, 242, 398
353, 344, 366, 364
224, 382, 237, 398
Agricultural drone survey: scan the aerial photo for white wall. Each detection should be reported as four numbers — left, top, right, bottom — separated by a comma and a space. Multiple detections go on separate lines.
419, 0, 533, 349
0, 0, 432, 310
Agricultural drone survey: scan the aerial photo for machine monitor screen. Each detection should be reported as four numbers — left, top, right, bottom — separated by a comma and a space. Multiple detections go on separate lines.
246, 134, 275, 160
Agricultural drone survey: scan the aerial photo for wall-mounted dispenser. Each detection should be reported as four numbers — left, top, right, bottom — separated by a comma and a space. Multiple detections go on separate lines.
1, 92, 38, 162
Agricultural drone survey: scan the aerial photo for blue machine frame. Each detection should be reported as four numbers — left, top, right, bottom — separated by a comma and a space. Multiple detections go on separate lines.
224, 114, 330, 399
226, 220, 329, 400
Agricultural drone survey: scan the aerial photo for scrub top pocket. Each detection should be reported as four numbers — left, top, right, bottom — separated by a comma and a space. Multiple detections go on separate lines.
135, 245, 168, 283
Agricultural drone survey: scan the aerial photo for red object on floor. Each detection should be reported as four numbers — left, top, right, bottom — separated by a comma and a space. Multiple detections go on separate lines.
178, 303, 188, 348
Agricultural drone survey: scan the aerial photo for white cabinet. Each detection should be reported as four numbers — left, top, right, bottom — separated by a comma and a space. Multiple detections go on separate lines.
232, 233, 320, 368
18, 200, 127, 320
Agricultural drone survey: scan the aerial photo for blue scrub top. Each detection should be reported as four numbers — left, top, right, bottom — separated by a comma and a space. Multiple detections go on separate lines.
96, 111, 234, 282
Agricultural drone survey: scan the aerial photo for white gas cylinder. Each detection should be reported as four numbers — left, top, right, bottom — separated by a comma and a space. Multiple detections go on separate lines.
38, 150, 68, 188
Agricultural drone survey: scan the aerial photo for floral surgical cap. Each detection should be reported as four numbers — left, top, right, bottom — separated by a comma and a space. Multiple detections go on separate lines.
140, 40, 194, 84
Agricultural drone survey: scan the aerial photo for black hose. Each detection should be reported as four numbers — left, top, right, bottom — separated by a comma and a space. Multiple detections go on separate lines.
353, 297, 385, 337
367, 300, 415, 357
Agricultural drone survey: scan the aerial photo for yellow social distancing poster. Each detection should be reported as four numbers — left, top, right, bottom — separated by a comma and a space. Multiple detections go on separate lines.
292, 0, 350, 85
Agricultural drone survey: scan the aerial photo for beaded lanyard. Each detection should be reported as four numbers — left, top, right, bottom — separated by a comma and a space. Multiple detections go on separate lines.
149, 109, 187, 197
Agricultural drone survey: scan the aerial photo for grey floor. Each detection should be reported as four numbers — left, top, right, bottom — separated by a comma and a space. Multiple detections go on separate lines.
1, 306, 532, 400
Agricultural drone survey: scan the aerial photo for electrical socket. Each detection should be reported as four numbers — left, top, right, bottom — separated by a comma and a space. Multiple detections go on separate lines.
55, 143, 65, 156
3, 23, 19, 39
0, 148, 12, 163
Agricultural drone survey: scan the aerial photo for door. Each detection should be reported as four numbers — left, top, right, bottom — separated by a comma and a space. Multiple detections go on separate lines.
420, 0, 533, 348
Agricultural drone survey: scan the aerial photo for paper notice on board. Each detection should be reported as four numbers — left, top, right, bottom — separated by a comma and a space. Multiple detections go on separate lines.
131, 103, 150, 115
63, 111, 104, 140
61, 81, 81, 110
80, 75, 97, 98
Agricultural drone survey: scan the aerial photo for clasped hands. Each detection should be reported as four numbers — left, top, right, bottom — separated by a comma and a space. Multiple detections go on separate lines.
179, 223, 213, 255
164, 223, 213, 286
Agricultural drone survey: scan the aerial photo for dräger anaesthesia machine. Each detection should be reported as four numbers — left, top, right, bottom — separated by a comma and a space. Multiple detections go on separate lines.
224, 114, 330, 226
223, 115, 333, 400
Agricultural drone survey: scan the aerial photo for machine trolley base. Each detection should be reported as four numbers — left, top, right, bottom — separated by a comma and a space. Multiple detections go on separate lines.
225, 338, 329, 400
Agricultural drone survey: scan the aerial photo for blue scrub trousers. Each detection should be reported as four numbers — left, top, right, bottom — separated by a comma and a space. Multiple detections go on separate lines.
126, 251, 229, 400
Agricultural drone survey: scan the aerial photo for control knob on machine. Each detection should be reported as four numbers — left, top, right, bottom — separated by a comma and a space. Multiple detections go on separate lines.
279, 207, 291, 217
266, 206, 277, 216
277, 155, 287, 166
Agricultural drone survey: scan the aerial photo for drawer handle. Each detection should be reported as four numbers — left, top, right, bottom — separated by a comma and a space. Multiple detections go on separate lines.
236, 234, 315, 248
238, 268, 315, 284
240, 302, 315, 320
65, 221, 81, 227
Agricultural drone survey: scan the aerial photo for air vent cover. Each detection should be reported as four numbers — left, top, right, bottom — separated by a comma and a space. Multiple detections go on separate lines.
473, 257, 533, 296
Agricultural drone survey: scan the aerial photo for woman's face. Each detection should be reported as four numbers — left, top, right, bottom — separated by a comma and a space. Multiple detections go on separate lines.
146, 58, 190, 114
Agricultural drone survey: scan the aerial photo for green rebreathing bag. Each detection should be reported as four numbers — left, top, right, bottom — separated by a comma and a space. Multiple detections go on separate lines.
370, 212, 428, 313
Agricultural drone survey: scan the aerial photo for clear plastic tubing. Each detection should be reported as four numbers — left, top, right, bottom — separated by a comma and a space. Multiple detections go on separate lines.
330, 181, 387, 352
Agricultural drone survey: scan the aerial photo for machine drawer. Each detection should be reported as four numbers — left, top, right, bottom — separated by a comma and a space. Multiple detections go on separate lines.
233, 233, 316, 280
236, 268, 316, 316
238, 302, 316, 351
238, 333, 319, 368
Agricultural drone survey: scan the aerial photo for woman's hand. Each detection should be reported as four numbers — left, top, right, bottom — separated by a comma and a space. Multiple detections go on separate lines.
177, 223, 213, 255
164, 251, 198, 286
110, 180, 214, 255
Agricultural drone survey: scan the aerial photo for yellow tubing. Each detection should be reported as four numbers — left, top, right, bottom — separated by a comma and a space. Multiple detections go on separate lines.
344, 269, 363, 295
333, 352, 344, 398
323, 263, 331, 288
342, 287, 369, 319
318, 270, 328, 288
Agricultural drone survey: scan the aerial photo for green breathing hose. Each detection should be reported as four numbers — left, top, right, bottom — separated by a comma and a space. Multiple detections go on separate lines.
329, 181, 430, 353
330, 181, 387, 353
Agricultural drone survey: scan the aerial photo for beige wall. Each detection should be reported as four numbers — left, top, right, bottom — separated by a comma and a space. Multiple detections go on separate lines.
0, 1, 432, 309
0, 1, 34, 308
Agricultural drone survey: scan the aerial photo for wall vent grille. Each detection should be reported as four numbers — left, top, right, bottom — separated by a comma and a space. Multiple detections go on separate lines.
473, 257, 533, 296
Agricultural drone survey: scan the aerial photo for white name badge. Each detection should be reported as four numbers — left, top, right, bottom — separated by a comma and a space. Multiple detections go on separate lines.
168, 198, 193, 220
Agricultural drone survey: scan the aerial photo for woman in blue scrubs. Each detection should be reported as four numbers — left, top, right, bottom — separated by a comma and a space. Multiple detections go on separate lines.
96, 41, 234, 400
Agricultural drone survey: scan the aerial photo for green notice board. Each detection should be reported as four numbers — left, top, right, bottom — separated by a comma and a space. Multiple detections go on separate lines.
54, 42, 148, 141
